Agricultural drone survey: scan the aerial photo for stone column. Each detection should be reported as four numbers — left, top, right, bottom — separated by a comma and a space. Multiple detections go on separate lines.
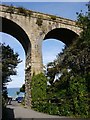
25, 46, 32, 107
30, 37, 43, 76
24, 36, 43, 107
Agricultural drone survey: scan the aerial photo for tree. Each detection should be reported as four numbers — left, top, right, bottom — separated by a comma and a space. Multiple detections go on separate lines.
46, 62, 57, 85
20, 84, 25, 93
47, 2, 90, 117
16, 91, 20, 96
2, 43, 21, 101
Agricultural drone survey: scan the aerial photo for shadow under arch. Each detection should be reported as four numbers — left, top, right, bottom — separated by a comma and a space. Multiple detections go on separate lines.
44, 28, 79, 46
1, 17, 31, 55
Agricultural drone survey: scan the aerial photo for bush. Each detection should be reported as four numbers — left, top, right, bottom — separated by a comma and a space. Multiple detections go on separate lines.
6, 5, 14, 14
50, 15, 56, 20
17, 7, 28, 16
28, 11, 33, 18
31, 73, 47, 106
36, 16, 43, 26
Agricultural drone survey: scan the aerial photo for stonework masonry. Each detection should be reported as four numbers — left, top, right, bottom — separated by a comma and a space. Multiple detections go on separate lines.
0, 4, 82, 107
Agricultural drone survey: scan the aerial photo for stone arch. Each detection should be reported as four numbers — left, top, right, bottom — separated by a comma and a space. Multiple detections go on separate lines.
1, 16, 32, 106
44, 28, 79, 46
1, 17, 31, 55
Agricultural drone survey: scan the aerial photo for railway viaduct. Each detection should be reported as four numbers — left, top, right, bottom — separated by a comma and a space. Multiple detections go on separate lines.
0, 4, 82, 107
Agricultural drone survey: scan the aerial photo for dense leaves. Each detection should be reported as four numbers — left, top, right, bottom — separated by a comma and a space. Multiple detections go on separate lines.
2, 43, 21, 87
2, 43, 21, 101
20, 84, 25, 93
46, 62, 57, 85
46, 4, 90, 117
31, 73, 47, 106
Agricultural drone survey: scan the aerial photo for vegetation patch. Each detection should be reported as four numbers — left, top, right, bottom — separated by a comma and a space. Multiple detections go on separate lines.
36, 16, 43, 26
5, 5, 33, 17
50, 15, 56, 20
28, 10, 33, 18
31, 73, 47, 109
6, 5, 14, 14
17, 7, 28, 16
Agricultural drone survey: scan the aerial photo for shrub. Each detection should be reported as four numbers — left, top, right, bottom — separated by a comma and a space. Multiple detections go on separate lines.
6, 5, 14, 14
50, 15, 56, 20
28, 11, 33, 18
36, 16, 43, 26
31, 73, 47, 101
17, 7, 28, 16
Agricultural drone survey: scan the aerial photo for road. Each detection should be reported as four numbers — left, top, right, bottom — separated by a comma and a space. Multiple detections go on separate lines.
6, 101, 64, 119
6, 101, 87, 120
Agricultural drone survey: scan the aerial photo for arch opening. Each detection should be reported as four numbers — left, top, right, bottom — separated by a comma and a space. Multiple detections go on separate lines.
1, 32, 25, 89
42, 28, 79, 85
1, 16, 31, 102
42, 28, 79, 67
1, 17, 31, 55
44, 28, 79, 46
42, 39, 65, 66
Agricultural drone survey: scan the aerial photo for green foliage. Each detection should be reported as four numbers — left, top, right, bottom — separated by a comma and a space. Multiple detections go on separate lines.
5, 5, 33, 17
17, 6, 33, 17
36, 16, 43, 26
20, 84, 25, 93
2, 43, 21, 87
16, 91, 20, 95
31, 73, 47, 108
2, 43, 21, 105
46, 62, 57, 85
6, 4, 14, 14
28, 11, 33, 18
68, 75, 89, 117
50, 15, 56, 20
17, 7, 28, 16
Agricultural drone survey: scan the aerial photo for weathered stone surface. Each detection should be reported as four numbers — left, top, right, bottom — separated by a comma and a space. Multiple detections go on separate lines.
0, 5, 82, 107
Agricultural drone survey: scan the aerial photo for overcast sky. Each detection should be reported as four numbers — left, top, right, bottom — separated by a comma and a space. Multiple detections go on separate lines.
0, 2, 88, 88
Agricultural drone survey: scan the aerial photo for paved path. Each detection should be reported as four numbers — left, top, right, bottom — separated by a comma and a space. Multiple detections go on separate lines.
6, 101, 66, 119
6, 101, 87, 120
